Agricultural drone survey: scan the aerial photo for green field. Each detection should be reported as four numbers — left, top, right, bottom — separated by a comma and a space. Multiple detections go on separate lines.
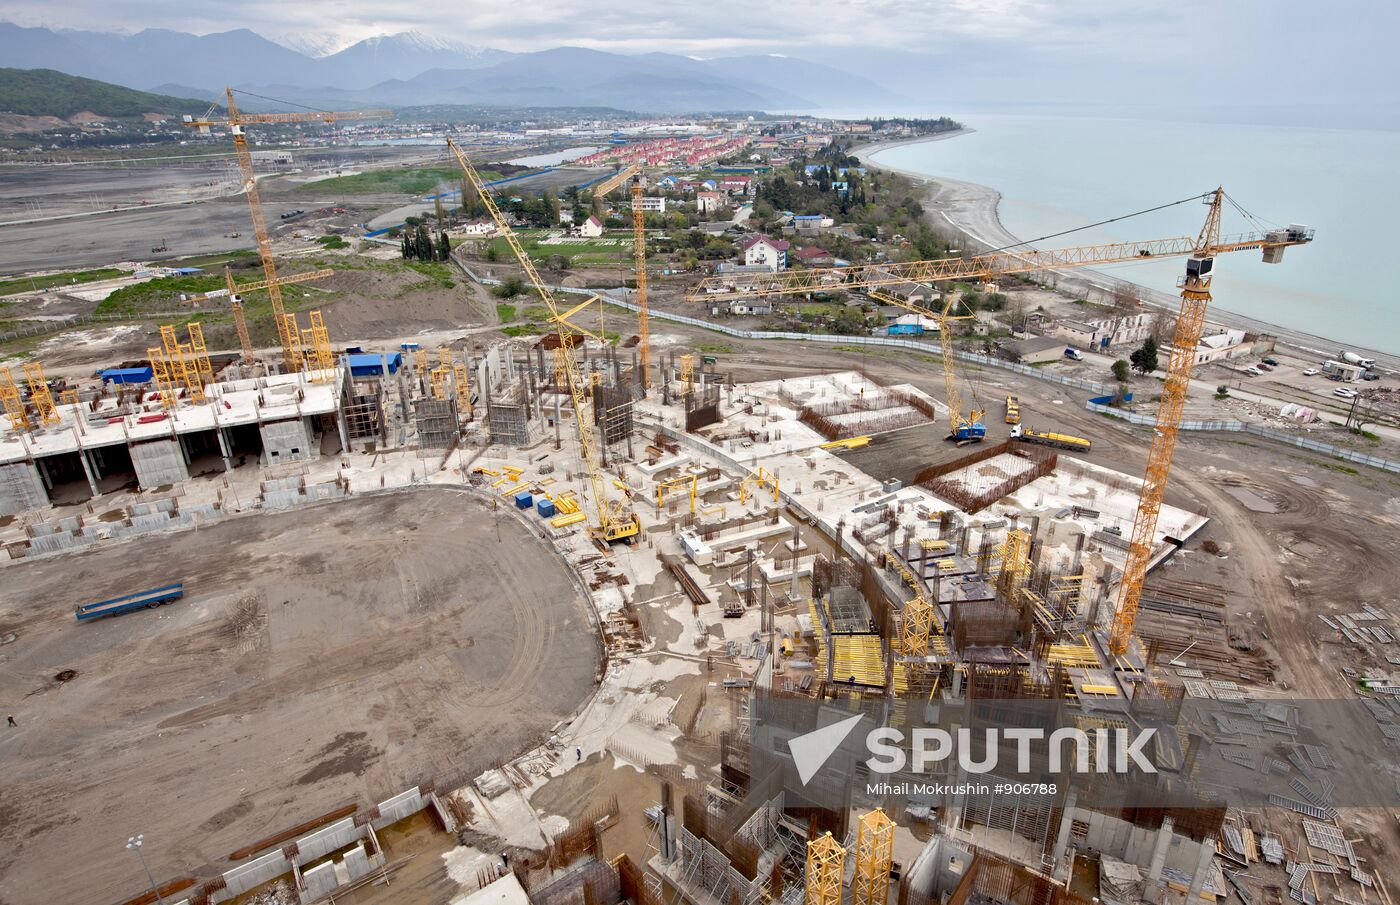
301, 166, 501, 196
0, 268, 124, 296
484, 231, 632, 265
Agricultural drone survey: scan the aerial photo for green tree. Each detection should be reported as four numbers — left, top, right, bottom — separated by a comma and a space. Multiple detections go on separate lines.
1111, 359, 1131, 383
485, 244, 501, 263
434, 195, 445, 224
1129, 335, 1159, 374
833, 307, 867, 336
548, 192, 561, 227
437, 231, 451, 261
493, 276, 524, 298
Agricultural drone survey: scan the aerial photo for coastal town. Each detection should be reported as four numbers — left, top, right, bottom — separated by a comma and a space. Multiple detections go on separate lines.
2, 31, 1399, 905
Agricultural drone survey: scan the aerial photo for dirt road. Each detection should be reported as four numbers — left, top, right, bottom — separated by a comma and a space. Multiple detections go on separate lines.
0, 487, 600, 905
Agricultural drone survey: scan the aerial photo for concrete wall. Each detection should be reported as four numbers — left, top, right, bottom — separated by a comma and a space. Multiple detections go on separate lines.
260, 417, 316, 465
0, 461, 48, 516
130, 438, 189, 488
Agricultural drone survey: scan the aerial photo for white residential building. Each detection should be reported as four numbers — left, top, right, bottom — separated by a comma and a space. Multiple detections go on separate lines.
632, 196, 667, 213
576, 215, 604, 238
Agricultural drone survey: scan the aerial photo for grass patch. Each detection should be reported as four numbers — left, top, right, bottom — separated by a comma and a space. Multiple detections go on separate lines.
695, 342, 733, 354
522, 306, 552, 323
316, 235, 349, 249
0, 267, 123, 296
403, 260, 454, 289
96, 274, 225, 315
496, 303, 517, 321
502, 324, 544, 337
1322, 459, 1360, 475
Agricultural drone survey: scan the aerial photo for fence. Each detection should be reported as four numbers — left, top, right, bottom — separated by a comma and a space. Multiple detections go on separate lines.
1085, 400, 1400, 473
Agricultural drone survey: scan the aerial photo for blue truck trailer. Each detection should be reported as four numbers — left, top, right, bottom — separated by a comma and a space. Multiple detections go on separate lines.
75, 583, 184, 621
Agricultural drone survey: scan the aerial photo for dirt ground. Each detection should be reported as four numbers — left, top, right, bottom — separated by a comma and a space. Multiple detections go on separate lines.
0, 487, 602, 905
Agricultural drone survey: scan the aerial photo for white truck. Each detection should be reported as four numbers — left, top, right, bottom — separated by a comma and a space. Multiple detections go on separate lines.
1339, 350, 1376, 369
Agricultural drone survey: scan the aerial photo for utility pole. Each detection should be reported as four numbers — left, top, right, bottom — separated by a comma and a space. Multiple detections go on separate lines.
126, 835, 164, 905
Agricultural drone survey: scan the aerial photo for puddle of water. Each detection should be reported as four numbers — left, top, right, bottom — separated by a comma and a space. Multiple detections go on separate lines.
1223, 485, 1279, 513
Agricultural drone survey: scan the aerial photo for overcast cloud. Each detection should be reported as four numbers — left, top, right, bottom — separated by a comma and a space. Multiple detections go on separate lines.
1, 0, 1394, 106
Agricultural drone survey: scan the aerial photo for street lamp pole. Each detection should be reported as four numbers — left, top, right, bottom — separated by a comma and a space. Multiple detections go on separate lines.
126, 835, 164, 905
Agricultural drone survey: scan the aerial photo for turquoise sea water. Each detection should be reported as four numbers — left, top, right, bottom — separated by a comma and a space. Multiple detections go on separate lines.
869, 113, 1400, 354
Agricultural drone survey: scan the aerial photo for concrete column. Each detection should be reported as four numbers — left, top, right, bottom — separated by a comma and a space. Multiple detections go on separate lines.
1142, 815, 1174, 902
78, 447, 99, 497
216, 426, 234, 472
1186, 835, 1216, 900
36, 457, 52, 490
86, 448, 103, 479
1049, 787, 1078, 875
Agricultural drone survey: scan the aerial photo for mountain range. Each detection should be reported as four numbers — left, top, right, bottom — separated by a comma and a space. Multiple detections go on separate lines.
0, 22, 903, 113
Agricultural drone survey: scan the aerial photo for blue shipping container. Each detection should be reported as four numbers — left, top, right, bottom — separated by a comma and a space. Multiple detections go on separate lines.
536, 498, 556, 518
347, 352, 402, 377
514, 491, 533, 509
100, 366, 154, 385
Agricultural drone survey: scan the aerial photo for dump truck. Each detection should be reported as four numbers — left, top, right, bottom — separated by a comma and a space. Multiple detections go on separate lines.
76, 583, 184, 621
1004, 395, 1021, 424
1010, 424, 1092, 452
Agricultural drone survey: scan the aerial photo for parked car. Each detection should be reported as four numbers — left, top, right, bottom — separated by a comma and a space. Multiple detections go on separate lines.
1242, 366, 1263, 376
1362, 372, 1381, 381
1263, 357, 1280, 366
1257, 363, 1274, 371
1302, 368, 1319, 376
1334, 387, 1357, 398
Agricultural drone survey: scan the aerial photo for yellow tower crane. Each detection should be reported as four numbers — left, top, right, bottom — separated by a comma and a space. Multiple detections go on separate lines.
630, 176, 651, 390
183, 91, 388, 371
697, 190, 1312, 653
447, 137, 639, 545
593, 164, 641, 198
870, 289, 984, 443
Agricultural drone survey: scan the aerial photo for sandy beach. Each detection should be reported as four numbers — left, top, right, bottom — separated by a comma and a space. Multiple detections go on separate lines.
853, 135, 1400, 371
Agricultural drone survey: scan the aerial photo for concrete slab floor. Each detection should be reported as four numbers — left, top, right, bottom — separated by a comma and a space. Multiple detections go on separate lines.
0, 486, 600, 905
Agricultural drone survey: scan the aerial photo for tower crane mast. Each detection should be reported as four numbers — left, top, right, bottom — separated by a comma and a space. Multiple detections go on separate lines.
184, 90, 388, 370
630, 177, 651, 390
446, 138, 639, 544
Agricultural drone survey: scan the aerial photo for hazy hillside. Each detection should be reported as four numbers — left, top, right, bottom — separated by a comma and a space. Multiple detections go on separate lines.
0, 22, 904, 114
0, 68, 214, 118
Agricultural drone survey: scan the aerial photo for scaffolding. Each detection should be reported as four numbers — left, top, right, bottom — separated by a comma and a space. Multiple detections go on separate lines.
283, 313, 305, 374
186, 322, 215, 387
805, 832, 845, 905
740, 467, 780, 505
853, 809, 894, 905
148, 347, 177, 409
305, 311, 334, 380
160, 324, 205, 404
22, 361, 59, 425
0, 366, 30, 431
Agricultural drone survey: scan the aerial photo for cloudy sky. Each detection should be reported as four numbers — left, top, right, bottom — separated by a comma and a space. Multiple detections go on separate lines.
1, 0, 1394, 106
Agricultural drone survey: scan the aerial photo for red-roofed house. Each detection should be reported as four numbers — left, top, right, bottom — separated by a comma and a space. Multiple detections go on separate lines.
742, 235, 789, 271
576, 215, 604, 238
697, 191, 727, 215
792, 246, 833, 266
719, 175, 752, 196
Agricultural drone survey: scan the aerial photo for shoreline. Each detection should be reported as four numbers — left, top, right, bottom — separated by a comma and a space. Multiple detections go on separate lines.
851, 134, 1399, 371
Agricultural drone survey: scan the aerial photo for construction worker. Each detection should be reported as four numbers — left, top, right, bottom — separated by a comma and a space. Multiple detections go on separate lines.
6, 715, 15, 727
